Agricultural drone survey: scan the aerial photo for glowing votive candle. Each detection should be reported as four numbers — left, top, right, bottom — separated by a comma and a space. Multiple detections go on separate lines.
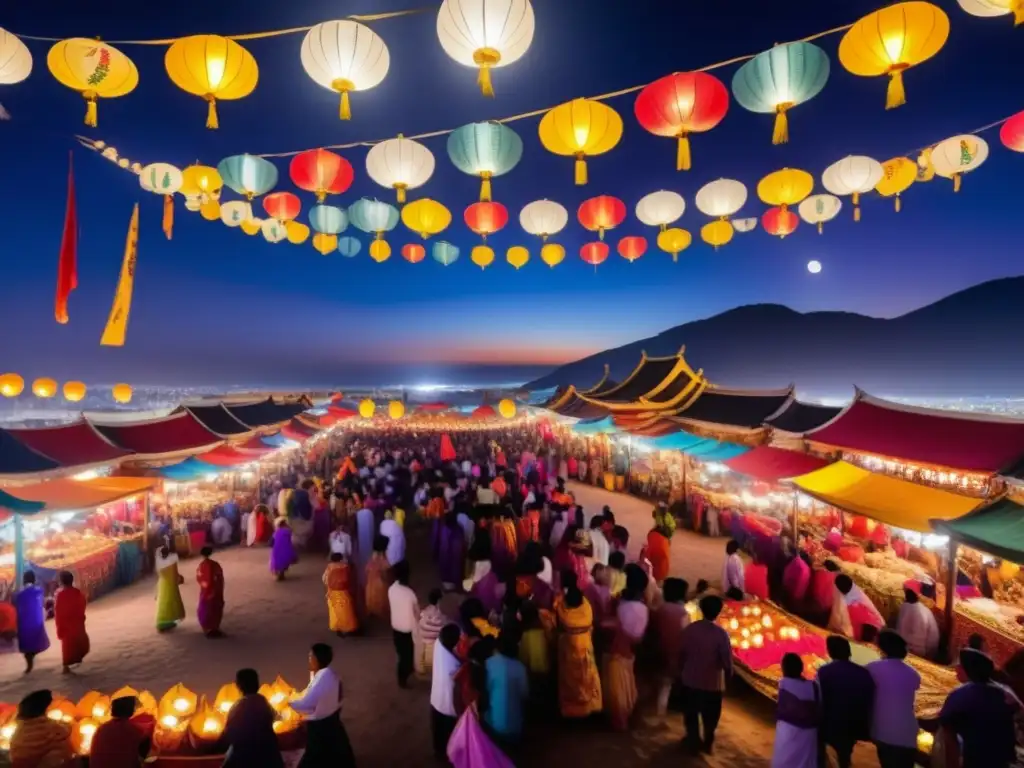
739, 640, 750, 650
762, 616, 773, 628
741, 628, 750, 638
202, 718, 220, 734
173, 698, 190, 713
160, 715, 179, 728
751, 606, 762, 617
752, 633, 764, 648
729, 619, 739, 630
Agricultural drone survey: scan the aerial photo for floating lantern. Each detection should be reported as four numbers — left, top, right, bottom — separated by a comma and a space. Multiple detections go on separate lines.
338, 236, 361, 257
436, 0, 535, 96
0, 29, 32, 85
539, 98, 623, 184
300, 20, 389, 120
634, 71, 729, 170
762, 207, 799, 238
217, 154, 278, 200
822, 155, 884, 221
930, 134, 989, 191
241, 216, 263, 235
498, 398, 517, 418
32, 377, 57, 398
200, 200, 221, 221
577, 195, 626, 241
359, 399, 375, 418
0, 373, 23, 397
798, 194, 842, 233
617, 235, 647, 263
348, 198, 400, 254
695, 178, 747, 219
63, 381, 86, 402
263, 192, 301, 223
165, 35, 259, 129
76, 692, 111, 721
401, 198, 451, 238
365, 135, 435, 203
220, 200, 252, 228
579, 241, 610, 268
313, 233, 338, 255
519, 199, 568, 241
180, 164, 223, 201
139, 163, 184, 239
635, 190, 685, 231
875, 157, 917, 211
112, 383, 133, 404
464, 201, 509, 241
506, 245, 529, 269
540, 242, 565, 268
1000, 111, 1024, 151
47, 39, 138, 126
187, 697, 225, 750
286, 221, 311, 245
757, 168, 814, 212
471, 245, 495, 269
657, 228, 692, 261
432, 241, 460, 266
389, 400, 405, 420
309, 204, 349, 235
448, 122, 523, 200
402, 243, 426, 263
700, 220, 733, 249
213, 684, 240, 715
262, 220, 287, 243
733, 217, 757, 233
958, 0, 1024, 25
289, 149, 354, 202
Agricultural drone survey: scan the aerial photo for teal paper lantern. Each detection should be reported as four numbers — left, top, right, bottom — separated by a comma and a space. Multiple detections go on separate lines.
348, 197, 399, 236
309, 204, 348, 235
432, 241, 459, 266
731, 41, 829, 145
216, 154, 279, 199
337, 236, 361, 257
447, 121, 523, 202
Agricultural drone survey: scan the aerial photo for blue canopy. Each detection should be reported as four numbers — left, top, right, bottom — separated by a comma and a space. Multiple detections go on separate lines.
261, 432, 292, 448
687, 443, 751, 461
572, 416, 618, 435
641, 433, 751, 461
645, 432, 711, 451
0, 488, 46, 514
156, 458, 227, 482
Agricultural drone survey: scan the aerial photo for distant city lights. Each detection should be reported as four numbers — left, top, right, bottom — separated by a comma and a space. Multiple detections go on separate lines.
807, 260, 822, 274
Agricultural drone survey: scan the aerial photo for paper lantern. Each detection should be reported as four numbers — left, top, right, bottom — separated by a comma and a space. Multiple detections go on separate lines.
32, 377, 57, 398
159, 685, 198, 719
309, 204, 349, 235
263, 192, 301, 222
0, 373, 24, 397
338, 236, 361, 257
958, 0, 1024, 25
200, 200, 221, 221
402, 243, 426, 263
165, 35, 258, 129
139, 163, 183, 196
471, 245, 495, 269
289, 149, 354, 202
465, 201, 509, 240
180, 165, 223, 198
519, 200, 568, 240
930, 135, 989, 191
540, 242, 565, 268
286, 221, 311, 244
635, 190, 685, 230
112, 383, 133, 404
580, 241, 609, 267
577, 195, 626, 240
0, 29, 32, 85
762, 207, 800, 238
617, 236, 647, 262
313, 233, 339, 255
838, 2, 949, 109
47, 39, 138, 126
369, 240, 391, 262
261, 219, 288, 243
506, 245, 529, 269
695, 178, 747, 219
213, 684, 241, 716
875, 157, 917, 211
822, 155, 884, 220
241, 217, 263, 236
184, 195, 202, 212
73, 718, 99, 755
188, 696, 225, 748
539, 98, 623, 184
634, 72, 729, 170
401, 198, 451, 238
77, 691, 111, 721
62, 381, 86, 402
495, 399, 515, 419
300, 20, 389, 120
798, 194, 842, 233
217, 154, 278, 200
1000, 111, 1024, 151
349, 198, 400, 244
437, 0, 535, 96
733, 217, 757, 233
656, 228, 692, 261
389, 400, 405, 420
365, 135, 435, 203
432, 241, 460, 266
757, 168, 814, 211
220, 200, 252, 227
359, 399, 375, 418
448, 122, 523, 200
46, 698, 77, 724
700, 220, 733, 248
731, 42, 829, 144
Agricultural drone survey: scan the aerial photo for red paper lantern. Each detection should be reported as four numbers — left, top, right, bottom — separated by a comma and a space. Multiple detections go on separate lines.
761, 206, 799, 239
289, 149, 354, 202
634, 72, 729, 171
580, 241, 610, 267
401, 243, 426, 263
617, 235, 647, 262
464, 202, 509, 240
577, 195, 626, 241
1000, 110, 1024, 153
262, 192, 301, 222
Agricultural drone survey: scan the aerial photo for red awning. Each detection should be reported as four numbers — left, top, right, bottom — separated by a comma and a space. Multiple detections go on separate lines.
470, 405, 496, 420
416, 402, 449, 412
327, 404, 358, 418
281, 419, 317, 442
806, 391, 1024, 473
234, 435, 278, 455
723, 446, 832, 481
8, 420, 130, 468
91, 412, 222, 458
195, 446, 260, 466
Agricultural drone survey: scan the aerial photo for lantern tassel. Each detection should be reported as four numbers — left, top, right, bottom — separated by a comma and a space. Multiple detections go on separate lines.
676, 133, 691, 171
339, 90, 351, 121
854, 206, 862, 223
477, 66, 495, 98
480, 173, 492, 202
396, 185, 407, 204
598, 228, 605, 242
473, 48, 500, 98
886, 69, 906, 110
84, 96, 98, 128
574, 155, 587, 186
895, 196, 902, 213
672, 252, 678, 264
162, 195, 174, 240
1013, 0, 1023, 25
205, 96, 219, 130
772, 105, 789, 145
953, 173, 961, 193
817, 221, 823, 235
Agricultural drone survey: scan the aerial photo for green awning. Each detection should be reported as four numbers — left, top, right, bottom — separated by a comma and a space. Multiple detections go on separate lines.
934, 497, 1024, 563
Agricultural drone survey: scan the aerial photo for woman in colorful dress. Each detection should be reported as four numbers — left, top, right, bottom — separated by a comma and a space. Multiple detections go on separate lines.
270, 518, 297, 581
554, 571, 603, 719
323, 552, 359, 636
437, 510, 466, 592
155, 546, 186, 632
603, 565, 651, 730
364, 534, 391, 623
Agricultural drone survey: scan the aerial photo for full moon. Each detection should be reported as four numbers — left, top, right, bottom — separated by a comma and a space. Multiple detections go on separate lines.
807, 260, 822, 274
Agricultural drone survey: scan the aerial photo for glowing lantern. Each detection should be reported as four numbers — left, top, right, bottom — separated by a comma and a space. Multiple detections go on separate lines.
213, 684, 240, 716
241, 217, 263, 236
365, 135, 435, 203
436, 0, 535, 96
262, 219, 287, 244
700, 220, 733, 249
465, 201, 509, 240
286, 221, 311, 245
798, 194, 842, 233
634, 72, 729, 170
762, 207, 800, 238
519, 200, 568, 241
76, 692, 111, 721
695, 178, 747, 219
580, 241, 610, 268
540, 243, 565, 268
313, 233, 339, 255
112, 383, 133, 404
732, 41, 829, 144
338, 236, 362, 257
47, 39, 138, 126
139, 163, 183, 240
402, 243, 426, 263
617, 236, 647, 263
63, 381, 87, 402
506, 246, 529, 269
0, 29, 32, 85
220, 200, 253, 228
401, 198, 452, 238
822, 155, 884, 220
273, 706, 302, 736
539, 98, 623, 184
32, 378, 57, 398
47, 698, 77, 724
958, 0, 1024, 25
200, 200, 221, 221
184, 195, 202, 212
389, 400, 405, 420
368, 241, 390, 263
188, 697, 225, 747
217, 154, 278, 200
359, 399, 375, 418
757, 168, 814, 212
930, 135, 989, 192
875, 157, 917, 211
1000, 111, 1024, 151
432, 241, 460, 266
635, 190, 685, 232
160, 685, 198, 719
309, 204, 349, 235
164, 35, 259, 129
448, 122, 523, 200
300, 20, 390, 120
577, 195, 626, 241
289, 149, 354, 202
838, 2, 949, 110
349, 198, 400, 255
263, 192, 301, 222
498, 398, 517, 418
656, 228, 692, 261
0, 373, 24, 397
73, 718, 99, 755
180, 164, 223, 199
734, 217, 757, 233
471, 245, 495, 269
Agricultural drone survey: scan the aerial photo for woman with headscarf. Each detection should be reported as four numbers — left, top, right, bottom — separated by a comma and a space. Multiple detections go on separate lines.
554, 571, 602, 719
603, 564, 651, 730
364, 534, 391, 623
155, 546, 186, 632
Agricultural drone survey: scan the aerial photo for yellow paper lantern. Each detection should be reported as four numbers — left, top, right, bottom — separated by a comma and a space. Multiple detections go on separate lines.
656, 227, 692, 262
369, 239, 392, 262
32, 377, 57, 398
73, 718, 99, 756
112, 383, 133, 404
188, 697, 225, 743
62, 381, 87, 402
47, 39, 138, 126
389, 400, 405, 420
538, 98, 623, 185
200, 200, 221, 221
470, 244, 495, 269
401, 198, 451, 238
180, 164, 223, 198
838, 2, 950, 109
756, 168, 814, 212
700, 220, 734, 249
498, 398, 516, 419
506, 246, 529, 270
240, 217, 263, 236
0, 373, 24, 397
46, 698, 78, 724
213, 683, 241, 715
875, 157, 917, 211
165, 35, 259, 129
313, 233, 338, 255
359, 399, 376, 418
77, 691, 111, 721
286, 220, 311, 245
540, 242, 565, 268
159, 684, 198, 719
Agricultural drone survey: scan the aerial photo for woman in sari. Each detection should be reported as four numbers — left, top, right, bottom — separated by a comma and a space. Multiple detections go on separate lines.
54, 571, 89, 673
603, 565, 651, 730
554, 571, 603, 719
364, 534, 391, 623
324, 553, 359, 636
645, 525, 672, 585
253, 504, 272, 545
771, 653, 821, 768
155, 546, 186, 632
270, 519, 297, 581
196, 547, 225, 637
490, 508, 518, 578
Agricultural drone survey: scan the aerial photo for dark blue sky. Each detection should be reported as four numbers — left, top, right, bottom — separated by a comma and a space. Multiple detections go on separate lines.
0, 0, 1021, 388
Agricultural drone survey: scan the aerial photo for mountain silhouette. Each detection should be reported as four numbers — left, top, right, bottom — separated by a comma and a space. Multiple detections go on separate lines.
526, 277, 1024, 399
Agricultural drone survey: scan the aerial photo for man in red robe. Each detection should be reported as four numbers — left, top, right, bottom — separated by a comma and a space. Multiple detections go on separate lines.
54, 570, 89, 674
196, 547, 226, 638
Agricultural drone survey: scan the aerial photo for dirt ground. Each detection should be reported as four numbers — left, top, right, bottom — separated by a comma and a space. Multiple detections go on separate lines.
0, 480, 887, 767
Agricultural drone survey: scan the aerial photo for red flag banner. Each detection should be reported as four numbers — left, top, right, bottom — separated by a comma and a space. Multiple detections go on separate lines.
55, 152, 78, 324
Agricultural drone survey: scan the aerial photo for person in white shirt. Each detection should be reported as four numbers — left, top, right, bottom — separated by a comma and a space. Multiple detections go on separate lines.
476, 480, 499, 506
721, 540, 745, 595
329, 526, 353, 560
895, 587, 940, 659
388, 560, 420, 689
290, 643, 356, 766
589, 516, 610, 566
866, 629, 921, 767
379, 514, 406, 566
430, 624, 461, 758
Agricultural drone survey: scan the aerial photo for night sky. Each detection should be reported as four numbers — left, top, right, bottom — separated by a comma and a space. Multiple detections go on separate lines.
0, 0, 1021, 388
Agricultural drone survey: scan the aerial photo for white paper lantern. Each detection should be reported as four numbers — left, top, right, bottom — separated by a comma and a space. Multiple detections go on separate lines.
139, 163, 183, 195
184, 195, 202, 212
822, 155, 883, 220
957, 0, 1021, 23
695, 178, 747, 218
262, 218, 288, 243
220, 200, 253, 227
733, 217, 757, 233
301, 21, 390, 120
519, 199, 568, 240
635, 190, 685, 229
437, 0, 535, 96
0, 29, 32, 85
365, 135, 435, 203
930, 134, 989, 192
797, 194, 843, 234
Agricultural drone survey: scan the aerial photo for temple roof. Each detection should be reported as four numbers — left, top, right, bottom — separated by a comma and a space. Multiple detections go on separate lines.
93, 411, 223, 459
766, 399, 842, 434
8, 420, 130, 469
575, 348, 707, 412
672, 385, 794, 429
181, 404, 253, 437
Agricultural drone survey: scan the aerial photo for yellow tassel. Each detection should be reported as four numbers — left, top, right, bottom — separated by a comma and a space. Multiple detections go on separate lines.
162, 195, 174, 240
817, 221, 823, 235
598, 228, 605, 242
480, 173, 492, 202
772, 105, 789, 145
886, 68, 906, 110
477, 66, 495, 97
854, 206, 862, 223
205, 96, 219, 130
473, 47, 500, 98
574, 155, 587, 186
953, 173, 961, 193
339, 90, 351, 121
396, 185, 407, 204
895, 195, 902, 213
676, 133, 691, 171
84, 97, 98, 128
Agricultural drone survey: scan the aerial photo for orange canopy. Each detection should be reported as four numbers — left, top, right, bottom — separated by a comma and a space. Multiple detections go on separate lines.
2, 476, 158, 513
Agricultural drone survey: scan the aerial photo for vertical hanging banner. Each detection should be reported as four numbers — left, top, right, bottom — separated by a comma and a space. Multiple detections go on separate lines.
55, 152, 78, 324
100, 203, 140, 347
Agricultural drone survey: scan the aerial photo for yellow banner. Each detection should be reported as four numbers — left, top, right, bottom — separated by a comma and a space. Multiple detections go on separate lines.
100, 203, 139, 347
